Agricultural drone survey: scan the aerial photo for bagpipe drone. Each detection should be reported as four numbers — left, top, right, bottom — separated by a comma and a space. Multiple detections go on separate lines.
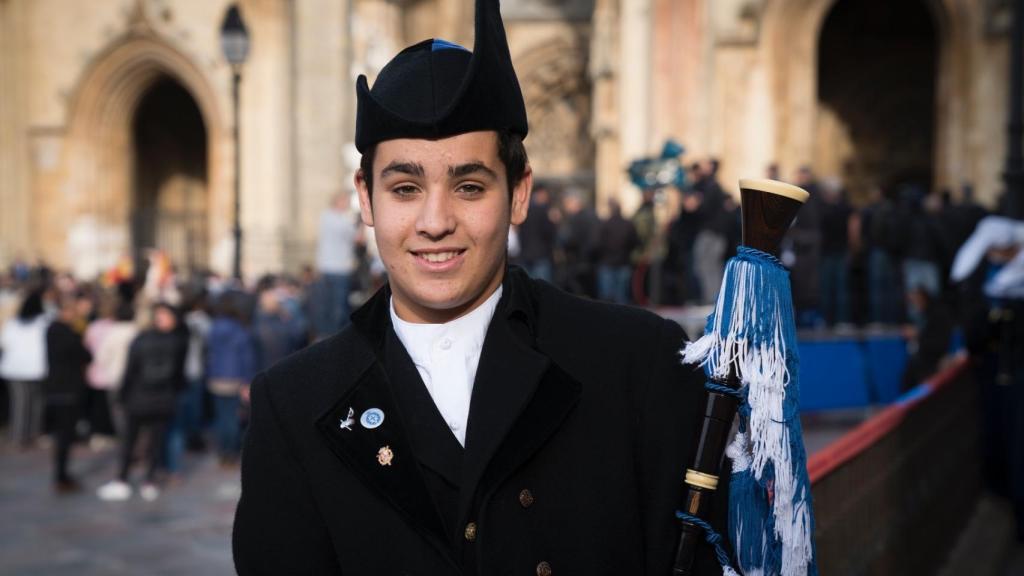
673, 179, 819, 576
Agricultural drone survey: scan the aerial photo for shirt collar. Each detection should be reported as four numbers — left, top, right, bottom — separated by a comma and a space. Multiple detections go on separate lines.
389, 285, 503, 365
351, 265, 537, 351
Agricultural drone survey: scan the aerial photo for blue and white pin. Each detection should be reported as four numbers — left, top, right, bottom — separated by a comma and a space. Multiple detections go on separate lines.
361, 408, 385, 429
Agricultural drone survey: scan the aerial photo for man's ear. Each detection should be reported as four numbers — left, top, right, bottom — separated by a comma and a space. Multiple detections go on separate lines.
510, 165, 533, 226
354, 170, 374, 227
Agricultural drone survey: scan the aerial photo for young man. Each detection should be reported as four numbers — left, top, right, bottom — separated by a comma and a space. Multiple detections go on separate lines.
233, 1, 727, 573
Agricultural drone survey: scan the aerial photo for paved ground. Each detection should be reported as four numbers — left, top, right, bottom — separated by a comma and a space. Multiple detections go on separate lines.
0, 417, 853, 576
2, 424, 1020, 576
0, 439, 238, 576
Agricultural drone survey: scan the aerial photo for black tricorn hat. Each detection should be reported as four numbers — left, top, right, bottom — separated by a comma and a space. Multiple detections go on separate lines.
354, 0, 528, 153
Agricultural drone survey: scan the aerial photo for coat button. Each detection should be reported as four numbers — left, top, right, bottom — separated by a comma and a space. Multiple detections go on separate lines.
536, 561, 552, 576
464, 522, 477, 542
519, 489, 535, 508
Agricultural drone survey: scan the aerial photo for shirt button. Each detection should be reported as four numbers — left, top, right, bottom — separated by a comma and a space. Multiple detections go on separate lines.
448, 421, 460, 431
536, 561, 552, 576
519, 489, 535, 508
439, 338, 452, 350
464, 522, 477, 542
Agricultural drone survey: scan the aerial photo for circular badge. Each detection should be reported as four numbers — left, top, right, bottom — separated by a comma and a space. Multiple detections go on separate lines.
360, 408, 385, 429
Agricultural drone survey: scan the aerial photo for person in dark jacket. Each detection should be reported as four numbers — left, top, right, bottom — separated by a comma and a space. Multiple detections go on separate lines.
45, 296, 92, 493
97, 302, 186, 501
233, 1, 728, 573
861, 185, 902, 324
515, 183, 557, 282
596, 198, 639, 303
665, 191, 703, 305
897, 185, 947, 298
901, 287, 953, 391
557, 188, 599, 296
207, 291, 257, 464
253, 285, 306, 372
819, 181, 853, 326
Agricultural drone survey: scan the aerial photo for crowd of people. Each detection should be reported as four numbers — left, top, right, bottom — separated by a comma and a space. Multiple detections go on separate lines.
514, 161, 989, 329
0, 162, 997, 497
0, 251, 356, 498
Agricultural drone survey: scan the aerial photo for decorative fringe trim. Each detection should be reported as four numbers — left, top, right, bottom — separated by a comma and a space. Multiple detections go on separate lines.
681, 247, 817, 576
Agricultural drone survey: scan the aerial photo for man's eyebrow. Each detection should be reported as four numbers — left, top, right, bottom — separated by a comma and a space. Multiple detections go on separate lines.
380, 161, 425, 178
448, 162, 498, 180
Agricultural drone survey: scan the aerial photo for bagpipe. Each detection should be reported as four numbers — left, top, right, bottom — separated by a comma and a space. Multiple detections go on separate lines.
672, 179, 819, 576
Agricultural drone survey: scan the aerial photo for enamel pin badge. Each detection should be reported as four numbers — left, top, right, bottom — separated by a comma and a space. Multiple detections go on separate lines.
361, 408, 385, 429
339, 407, 355, 431
377, 445, 394, 466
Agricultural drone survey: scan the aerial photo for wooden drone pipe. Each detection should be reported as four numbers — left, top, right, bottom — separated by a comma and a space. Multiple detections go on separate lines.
672, 179, 809, 575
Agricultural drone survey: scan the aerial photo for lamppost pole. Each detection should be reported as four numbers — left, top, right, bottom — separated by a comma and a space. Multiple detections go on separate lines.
232, 68, 242, 280
1006, 0, 1024, 218
221, 4, 250, 280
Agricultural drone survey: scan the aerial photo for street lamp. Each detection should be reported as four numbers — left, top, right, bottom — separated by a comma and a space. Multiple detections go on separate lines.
1004, 0, 1024, 218
220, 4, 250, 280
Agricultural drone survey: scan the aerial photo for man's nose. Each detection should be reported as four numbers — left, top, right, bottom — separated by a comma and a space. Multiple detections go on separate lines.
415, 189, 456, 240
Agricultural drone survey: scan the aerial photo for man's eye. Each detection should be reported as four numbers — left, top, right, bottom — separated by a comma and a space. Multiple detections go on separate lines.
457, 184, 485, 196
391, 185, 419, 197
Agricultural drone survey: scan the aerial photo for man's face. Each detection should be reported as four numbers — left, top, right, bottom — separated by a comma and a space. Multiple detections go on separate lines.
154, 307, 177, 332
355, 131, 532, 324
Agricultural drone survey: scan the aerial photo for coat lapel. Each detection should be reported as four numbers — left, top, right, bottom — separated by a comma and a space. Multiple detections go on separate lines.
313, 287, 452, 556
314, 365, 450, 548
384, 328, 464, 487
474, 361, 582, 500
456, 271, 582, 525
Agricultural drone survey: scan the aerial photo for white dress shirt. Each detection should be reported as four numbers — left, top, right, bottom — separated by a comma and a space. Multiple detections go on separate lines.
390, 286, 503, 446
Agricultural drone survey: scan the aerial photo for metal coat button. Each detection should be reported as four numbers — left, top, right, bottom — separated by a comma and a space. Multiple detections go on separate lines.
519, 489, 534, 508
536, 561, 552, 576
464, 522, 477, 542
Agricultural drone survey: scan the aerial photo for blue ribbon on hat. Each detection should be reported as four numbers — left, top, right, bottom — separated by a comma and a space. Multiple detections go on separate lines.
431, 38, 470, 53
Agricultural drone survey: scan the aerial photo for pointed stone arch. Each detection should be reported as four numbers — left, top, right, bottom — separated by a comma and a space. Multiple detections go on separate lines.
50, 22, 226, 278
758, 0, 957, 194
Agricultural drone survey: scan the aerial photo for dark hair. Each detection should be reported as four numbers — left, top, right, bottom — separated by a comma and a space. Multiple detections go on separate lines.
17, 289, 45, 322
151, 301, 179, 318
115, 301, 136, 322
214, 290, 252, 324
359, 130, 529, 201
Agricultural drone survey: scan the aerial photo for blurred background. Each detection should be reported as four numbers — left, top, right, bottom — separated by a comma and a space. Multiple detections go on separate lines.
0, 0, 1023, 574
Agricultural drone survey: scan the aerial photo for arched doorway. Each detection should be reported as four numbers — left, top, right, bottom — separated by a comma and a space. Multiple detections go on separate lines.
54, 28, 225, 281
816, 0, 938, 197
131, 77, 209, 273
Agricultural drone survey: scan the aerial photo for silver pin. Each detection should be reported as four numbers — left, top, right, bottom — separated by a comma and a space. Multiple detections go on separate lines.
339, 407, 355, 431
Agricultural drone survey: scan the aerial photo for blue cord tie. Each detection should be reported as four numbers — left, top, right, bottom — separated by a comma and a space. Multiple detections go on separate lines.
705, 380, 741, 398
676, 511, 736, 572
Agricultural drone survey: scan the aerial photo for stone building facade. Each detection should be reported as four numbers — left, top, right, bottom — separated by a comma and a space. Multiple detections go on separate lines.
0, 0, 1017, 278
594, 0, 1016, 214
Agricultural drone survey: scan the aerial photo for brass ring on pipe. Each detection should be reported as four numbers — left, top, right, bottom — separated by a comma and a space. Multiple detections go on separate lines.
685, 469, 719, 491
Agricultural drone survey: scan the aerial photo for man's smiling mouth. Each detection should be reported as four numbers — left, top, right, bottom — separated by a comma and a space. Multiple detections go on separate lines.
412, 249, 466, 263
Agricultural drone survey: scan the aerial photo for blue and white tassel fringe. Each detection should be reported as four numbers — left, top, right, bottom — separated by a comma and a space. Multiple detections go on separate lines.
681, 246, 818, 576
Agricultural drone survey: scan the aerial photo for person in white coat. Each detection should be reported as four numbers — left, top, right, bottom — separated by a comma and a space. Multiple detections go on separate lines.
0, 289, 50, 447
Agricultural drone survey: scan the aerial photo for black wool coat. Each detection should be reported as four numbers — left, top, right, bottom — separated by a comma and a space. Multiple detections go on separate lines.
233, 267, 729, 575
45, 321, 92, 401
119, 329, 187, 418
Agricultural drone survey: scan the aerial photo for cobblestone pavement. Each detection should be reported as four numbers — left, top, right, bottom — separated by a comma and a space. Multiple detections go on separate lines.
2, 430, 1020, 576
0, 438, 238, 576
0, 420, 850, 576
